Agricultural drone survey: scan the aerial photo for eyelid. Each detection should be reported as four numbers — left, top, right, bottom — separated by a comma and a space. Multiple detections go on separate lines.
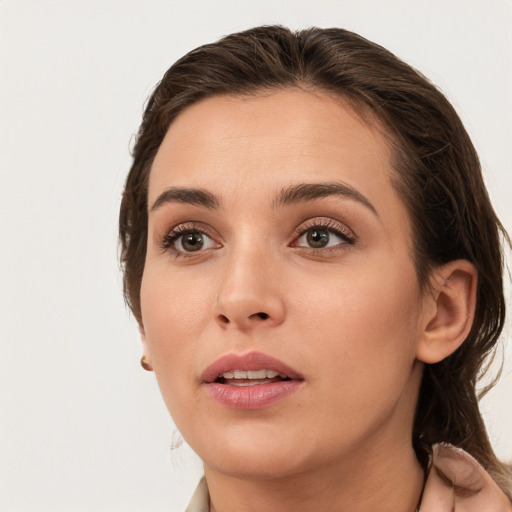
157, 217, 355, 256
159, 222, 222, 254
290, 217, 356, 247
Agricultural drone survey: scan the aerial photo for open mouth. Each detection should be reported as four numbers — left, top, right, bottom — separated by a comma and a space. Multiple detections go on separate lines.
214, 369, 293, 387
201, 351, 304, 408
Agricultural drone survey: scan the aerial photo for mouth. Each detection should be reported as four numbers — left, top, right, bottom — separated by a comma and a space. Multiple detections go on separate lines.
201, 351, 303, 384
214, 369, 292, 387
201, 351, 304, 409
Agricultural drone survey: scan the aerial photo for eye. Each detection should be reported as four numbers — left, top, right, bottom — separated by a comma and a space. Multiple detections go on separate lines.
161, 226, 220, 254
291, 219, 355, 251
176, 231, 216, 252
295, 228, 347, 249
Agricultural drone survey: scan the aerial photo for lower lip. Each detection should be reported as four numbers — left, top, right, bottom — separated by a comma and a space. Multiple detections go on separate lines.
204, 380, 303, 409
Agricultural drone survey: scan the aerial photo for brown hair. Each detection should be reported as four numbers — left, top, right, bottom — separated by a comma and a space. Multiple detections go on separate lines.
119, 25, 511, 493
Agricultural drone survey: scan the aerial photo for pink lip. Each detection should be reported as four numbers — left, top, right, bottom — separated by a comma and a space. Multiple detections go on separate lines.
201, 351, 304, 410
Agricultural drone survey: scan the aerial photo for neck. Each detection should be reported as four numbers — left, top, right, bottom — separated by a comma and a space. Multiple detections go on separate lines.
205, 436, 425, 512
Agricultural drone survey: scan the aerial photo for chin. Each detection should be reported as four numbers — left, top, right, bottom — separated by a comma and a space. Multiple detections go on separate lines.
195, 427, 325, 481
206, 451, 312, 481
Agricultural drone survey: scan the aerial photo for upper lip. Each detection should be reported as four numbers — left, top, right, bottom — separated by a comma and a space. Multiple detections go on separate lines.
201, 351, 304, 383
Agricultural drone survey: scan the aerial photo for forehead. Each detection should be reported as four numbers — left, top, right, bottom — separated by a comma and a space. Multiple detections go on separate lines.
148, 88, 397, 209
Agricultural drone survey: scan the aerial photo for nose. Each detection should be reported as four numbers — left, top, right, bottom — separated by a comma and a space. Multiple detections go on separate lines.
213, 246, 285, 331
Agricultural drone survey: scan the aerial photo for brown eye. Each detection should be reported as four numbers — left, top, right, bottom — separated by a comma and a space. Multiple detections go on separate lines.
163, 229, 219, 253
181, 232, 205, 252
293, 223, 354, 251
306, 229, 330, 248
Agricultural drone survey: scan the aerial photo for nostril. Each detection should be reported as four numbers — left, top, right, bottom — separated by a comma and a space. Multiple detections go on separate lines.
218, 314, 230, 324
216, 311, 271, 327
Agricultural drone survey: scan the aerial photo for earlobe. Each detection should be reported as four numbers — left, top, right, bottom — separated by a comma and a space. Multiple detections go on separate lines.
416, 260, 477, 364
139, 324, 154, 372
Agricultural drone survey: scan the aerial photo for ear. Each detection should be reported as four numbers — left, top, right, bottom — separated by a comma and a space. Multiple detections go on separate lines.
416, 260, 477, 364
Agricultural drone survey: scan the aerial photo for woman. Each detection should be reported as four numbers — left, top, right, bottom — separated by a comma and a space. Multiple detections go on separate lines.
119, 26, 512, 511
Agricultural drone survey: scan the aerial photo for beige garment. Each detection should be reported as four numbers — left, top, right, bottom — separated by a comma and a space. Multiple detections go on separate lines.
185, 476, 209, 512
420, 444, 511, 511
185, 444, 512, 511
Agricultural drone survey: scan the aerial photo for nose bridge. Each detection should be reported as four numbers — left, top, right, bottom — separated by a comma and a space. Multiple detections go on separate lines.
213, 237, 285, 329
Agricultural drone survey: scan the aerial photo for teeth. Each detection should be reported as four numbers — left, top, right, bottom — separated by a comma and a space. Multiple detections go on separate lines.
220, 369, 283, 380
247, 369, 267, 379
229, 381, 267, 387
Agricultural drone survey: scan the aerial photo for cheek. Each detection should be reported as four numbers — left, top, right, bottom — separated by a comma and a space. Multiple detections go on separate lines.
141, 264, 210, 344
296, 256, 420, 335
291, 257, 423, 393
139, 269, 206, 409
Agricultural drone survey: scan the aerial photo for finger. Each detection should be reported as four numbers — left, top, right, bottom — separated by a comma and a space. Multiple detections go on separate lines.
420, 444, 512, 512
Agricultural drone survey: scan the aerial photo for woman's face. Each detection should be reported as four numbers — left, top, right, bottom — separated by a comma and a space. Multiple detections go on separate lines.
140, 89, 427, 479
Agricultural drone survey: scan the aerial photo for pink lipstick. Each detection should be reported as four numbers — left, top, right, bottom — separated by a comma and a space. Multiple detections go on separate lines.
201, 351, 304, 409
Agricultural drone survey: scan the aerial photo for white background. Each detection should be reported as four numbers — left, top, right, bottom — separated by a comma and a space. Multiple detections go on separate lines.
1, 1, 511, 511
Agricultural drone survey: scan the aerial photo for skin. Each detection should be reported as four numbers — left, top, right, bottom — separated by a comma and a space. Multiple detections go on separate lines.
140, 89, 476, 512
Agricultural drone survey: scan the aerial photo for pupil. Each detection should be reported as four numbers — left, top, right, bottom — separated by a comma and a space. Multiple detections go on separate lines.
183, 233, 203, 251
307, 229, 329, 248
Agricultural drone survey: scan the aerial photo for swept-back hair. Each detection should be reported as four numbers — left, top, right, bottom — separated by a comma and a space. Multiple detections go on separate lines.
119, 25, 511, 494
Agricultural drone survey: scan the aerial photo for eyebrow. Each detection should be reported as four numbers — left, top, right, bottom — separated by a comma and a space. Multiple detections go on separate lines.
150, 182, 378, 216
272, 182, 378, 216
150, 186, 220, 212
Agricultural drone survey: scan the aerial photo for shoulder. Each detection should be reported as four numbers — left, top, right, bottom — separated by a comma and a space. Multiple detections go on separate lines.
420, 443, 512, 511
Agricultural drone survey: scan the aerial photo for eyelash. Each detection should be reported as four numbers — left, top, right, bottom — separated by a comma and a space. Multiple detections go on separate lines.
159, 218, 356, 258
160, 222, 220, 257
291, 218, 356, 252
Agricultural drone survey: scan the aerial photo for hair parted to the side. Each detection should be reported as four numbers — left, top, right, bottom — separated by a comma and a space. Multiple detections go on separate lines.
119, 25, 511, 494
